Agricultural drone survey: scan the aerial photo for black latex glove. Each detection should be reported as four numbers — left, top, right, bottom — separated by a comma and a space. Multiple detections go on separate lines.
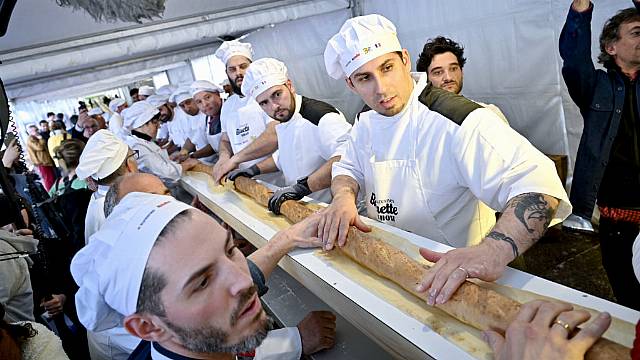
268, 178, 312, 215
228, 164, 261, 181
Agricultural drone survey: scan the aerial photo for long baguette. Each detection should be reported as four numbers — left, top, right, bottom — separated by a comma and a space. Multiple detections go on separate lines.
233, 177, 630, 359
190, 163, 214, 177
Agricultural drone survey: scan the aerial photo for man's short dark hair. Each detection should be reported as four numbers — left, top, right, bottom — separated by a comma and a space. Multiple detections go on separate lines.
136, 210, 192, 316
56, 113, 64, 120
130, 88, 139, 97
39, 120, 48, 125
96, 157, 129, 186
599, 8, 640, 68
416, 36, 467, 73
46, 112, 55, 118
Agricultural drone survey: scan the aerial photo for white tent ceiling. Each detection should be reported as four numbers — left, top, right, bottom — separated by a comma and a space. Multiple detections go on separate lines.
0, 0, 351, 102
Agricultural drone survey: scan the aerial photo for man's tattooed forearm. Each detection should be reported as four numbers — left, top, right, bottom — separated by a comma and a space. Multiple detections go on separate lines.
508, 193, 553, 233
487, 231, 519, 258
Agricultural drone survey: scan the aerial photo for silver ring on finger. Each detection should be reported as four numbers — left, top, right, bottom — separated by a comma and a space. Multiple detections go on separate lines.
456, 267, 469, 279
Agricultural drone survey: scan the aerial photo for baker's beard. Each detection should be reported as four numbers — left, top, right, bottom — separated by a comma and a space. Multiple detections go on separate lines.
230, 76, 243, 97
163, 286, 273, 354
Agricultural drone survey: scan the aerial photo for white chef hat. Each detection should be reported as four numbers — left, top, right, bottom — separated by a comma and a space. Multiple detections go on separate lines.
241, 58, 288, 100
156, 84, 178, 97
76, 129, 129, 180
87, 107, 104, 116
170, 86, 192, 105
324, 14, 402, 79
190, 80, 222, 98
146, 94, 169, 109
138, 85, 155, 96
108, 98, 127, 113
214, 40, 253, 65
122, 101, 159, 130
71, 192, 192, 331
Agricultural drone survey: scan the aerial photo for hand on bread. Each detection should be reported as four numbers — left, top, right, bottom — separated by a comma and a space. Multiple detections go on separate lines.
416, 240, 513, 305
483, 300, 611, 360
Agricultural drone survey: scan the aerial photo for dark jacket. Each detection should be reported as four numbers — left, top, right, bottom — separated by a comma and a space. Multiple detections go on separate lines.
559, 4, 640, 218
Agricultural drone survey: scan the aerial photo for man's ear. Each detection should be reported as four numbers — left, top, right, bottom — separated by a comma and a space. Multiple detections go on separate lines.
605, 42, 617, 56
124, 313, 172, 343
345, 77, 357, 93
285, 79, 295, 93
401, 49, 412, 71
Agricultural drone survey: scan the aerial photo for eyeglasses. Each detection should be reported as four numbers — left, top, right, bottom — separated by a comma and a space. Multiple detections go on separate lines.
127, 150, 140, 160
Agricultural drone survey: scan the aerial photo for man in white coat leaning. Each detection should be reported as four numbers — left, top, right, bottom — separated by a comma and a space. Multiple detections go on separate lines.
211, 40, 283, 187
320, 15, 571, 306
123, 101, 199, 184
76, 129, 139, 244
222, 58, 352, 215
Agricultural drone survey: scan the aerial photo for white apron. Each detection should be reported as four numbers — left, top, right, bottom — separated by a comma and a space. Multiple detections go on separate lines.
363, 111, 448, 244
275, 118, 332, 203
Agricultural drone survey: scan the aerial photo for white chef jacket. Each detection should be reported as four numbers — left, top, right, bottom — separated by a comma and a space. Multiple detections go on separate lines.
474, 100, 509, 124
125, 134, 182, 183
220, 94, 273, 169
108, 113, 129, 141
87, 326, 140, 360
167, 110, 187, 146
149, 327, 301, 360
272, 94, 351, 203
156, 122, 170, 141
84, 185, 109, 244
333, 74, 571, 247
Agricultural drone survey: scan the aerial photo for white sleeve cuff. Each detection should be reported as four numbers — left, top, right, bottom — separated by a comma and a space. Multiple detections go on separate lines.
253, 327, 302, 360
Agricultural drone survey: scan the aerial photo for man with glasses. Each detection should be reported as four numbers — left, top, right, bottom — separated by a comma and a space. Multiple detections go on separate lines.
123, 101, 200, 184
75, 129, 142, 359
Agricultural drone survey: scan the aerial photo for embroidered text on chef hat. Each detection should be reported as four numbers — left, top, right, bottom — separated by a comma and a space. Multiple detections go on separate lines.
241, 58, 289, 100
71, 192, 192, 331
76, 129, 129, 180
108, 98, 126, 113
214, 40, 253, 65
190, 80, 223, 98
324, 14, 402, 79
122, 101, 159, 130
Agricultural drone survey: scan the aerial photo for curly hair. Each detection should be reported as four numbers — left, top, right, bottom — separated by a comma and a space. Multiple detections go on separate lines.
598, 8, 640, 68
0, 303, 37, 350
416, 36, 467, 72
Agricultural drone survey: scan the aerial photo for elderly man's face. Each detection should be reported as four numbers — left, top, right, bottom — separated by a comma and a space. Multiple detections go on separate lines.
607, 20, 640, 69
147, 211, 270, 353
347, 50, 414, 117
193, 91, 222, 117
255, 81, 295, 122
179, 99, 200, 116
83, 119, 100, 138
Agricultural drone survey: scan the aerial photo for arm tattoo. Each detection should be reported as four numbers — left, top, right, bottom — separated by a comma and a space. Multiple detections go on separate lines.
508, 193, 553, 233
487, 231, 519, 258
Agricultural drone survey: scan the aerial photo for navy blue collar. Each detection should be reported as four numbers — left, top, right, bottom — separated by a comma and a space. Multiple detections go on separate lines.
152, 342, 200, 360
